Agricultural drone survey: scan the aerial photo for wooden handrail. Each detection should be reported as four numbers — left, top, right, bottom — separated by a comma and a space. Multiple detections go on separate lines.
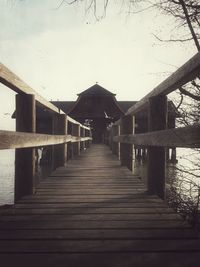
0, 130, 92, 150
0, 63, 92, 200
126, 52, 200, 115
113, 125, 200, 148
0, 62, 90, 131
107, 52, 200, 200
0, 63, 60, 114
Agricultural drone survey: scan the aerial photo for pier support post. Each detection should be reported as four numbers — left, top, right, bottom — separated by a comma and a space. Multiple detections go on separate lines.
120, 115, 135, 171
15, 94, 36, 201
72, 123, 80, 157
85, 129, 91, 148
112, 125, 119, 156
52, 114, 67, 169
80, 128, 86, 151
147, 95, 167, 199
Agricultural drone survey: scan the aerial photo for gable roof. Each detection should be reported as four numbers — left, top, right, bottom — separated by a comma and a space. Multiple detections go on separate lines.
77, 84, 116, 96
51, 101, 75, 114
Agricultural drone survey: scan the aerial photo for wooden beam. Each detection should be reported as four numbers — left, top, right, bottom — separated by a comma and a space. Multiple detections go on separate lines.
0, 63, 60, 114
113, 125, 200, 148
120, 115, 135, 171
0, 63, 92, 131
0, 130, 91, 150
52, 114, 68, 169
71, 124, 81, 157
147, 96, 167, 199
15, 94, 36, 201
126, 52, 200, 115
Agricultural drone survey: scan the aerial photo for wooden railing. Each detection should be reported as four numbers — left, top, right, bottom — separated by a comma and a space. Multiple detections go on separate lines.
107, 52, 200, 200
0, 63, 92, 201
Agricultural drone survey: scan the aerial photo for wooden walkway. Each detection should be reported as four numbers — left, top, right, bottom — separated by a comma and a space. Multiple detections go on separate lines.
0, 144, 200, 266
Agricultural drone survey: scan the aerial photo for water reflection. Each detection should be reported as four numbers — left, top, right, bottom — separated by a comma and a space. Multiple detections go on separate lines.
0, 149, 53, 206
0, 150, 14, 205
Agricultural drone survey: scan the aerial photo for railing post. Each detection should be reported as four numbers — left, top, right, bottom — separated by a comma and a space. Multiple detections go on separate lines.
120, 115, 135, 171
117, 125, 121, 160
72, 123, 80, 157
112, 125, 117, 155
147, 95, 167, 199
112, 125, 120, 159
15, 94, 36, 201
85, 129, 91, 148
80, 127, 86, 151
52, 114, 67, 169
110, 127, 114, 152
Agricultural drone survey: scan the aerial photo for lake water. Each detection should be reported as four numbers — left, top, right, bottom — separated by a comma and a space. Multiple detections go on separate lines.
0, 150, 15, 205
0, 148, 199, 206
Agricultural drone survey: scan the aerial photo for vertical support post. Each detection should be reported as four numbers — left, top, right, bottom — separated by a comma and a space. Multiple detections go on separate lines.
118, 125, 121, 160
120, 115, 135, 171
171, 147, 177, 163
82, 128, 86, 150
52, 114, 67, 169
112, 125, 118, 156
72, 123, 80, 157
147, 95, 167, 199
85, 129, 91, 148
80, 127, 85, 151
110, 126, 115, 152
15, 94, 36, 201
166, 148, 170, 162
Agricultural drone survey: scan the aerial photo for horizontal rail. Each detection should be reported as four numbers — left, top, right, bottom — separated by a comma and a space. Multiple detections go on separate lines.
0, 130, 92, 150
0, 63, 60, 114
0, 63, 90, 131
66, 116, 90, 130
126, 52, 200, 115
113, 125, 200, 148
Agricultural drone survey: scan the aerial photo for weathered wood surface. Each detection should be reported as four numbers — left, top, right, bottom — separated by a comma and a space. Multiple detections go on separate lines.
15, 94, 36, 201
0, 62, 60, 114
147, 95, 167, 199
0, 63, 90, 132
0, 144, 200, 266
0, 130, 91, 149
126, 51, 200, 115
113, 124, 200, 148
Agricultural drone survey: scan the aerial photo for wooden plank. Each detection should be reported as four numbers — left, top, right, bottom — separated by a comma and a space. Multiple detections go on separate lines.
0, 220, 190, 230
0, 130, 91, 149
0, 252, 200, 267
0, 213, 182, 221
113, 124, 200, 148
0, 207, 175, 215
0, 144, 198, 264
126, 51, 200, 115
0, 239, 200, 253
13, 203, 168, 208
0, 229, 196, 240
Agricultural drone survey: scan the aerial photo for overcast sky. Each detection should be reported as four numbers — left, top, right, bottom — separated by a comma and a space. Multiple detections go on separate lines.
0, 0, 197, 129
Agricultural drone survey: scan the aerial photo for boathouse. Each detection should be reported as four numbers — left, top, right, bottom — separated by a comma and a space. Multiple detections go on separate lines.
12, 83, 179, 144
50, 84, 178, 143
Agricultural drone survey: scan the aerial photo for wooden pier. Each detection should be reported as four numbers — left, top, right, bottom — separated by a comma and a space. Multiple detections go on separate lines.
0, 144, 200, 266
1, 52, 200, 266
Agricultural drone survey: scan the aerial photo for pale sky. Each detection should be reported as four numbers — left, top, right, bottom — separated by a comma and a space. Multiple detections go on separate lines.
0, 0, 197, 130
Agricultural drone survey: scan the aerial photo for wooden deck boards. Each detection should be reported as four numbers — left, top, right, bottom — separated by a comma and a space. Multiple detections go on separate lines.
0, 144, 200, 266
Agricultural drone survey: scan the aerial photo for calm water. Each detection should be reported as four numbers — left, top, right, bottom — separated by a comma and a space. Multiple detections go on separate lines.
0, 150, 15, 205
0, 148, 199, 206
